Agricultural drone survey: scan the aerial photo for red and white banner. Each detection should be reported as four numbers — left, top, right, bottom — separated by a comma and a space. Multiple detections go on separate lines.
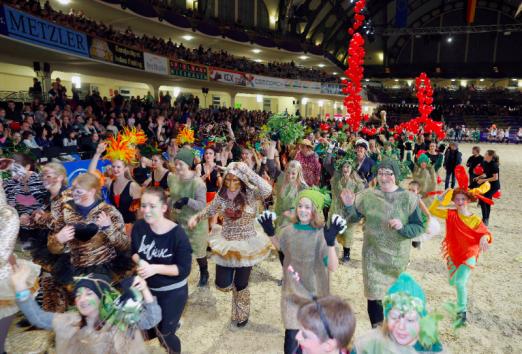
209, 67, 253, 86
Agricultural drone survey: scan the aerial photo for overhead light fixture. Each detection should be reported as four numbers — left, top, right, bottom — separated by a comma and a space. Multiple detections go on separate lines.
299, 55, 309, 60
254, 59, 262, 63
302, 98, 309, 105
407, 80, 412, 86
460, 79, 467, 87
256, 95, 263, 103
332, 72, 338, 75
394, 79, 399, 82
173, 87, 180, 97
512, 78, 518, 81
318, 100, 324, 107
479, 78, 484, 82
340, 76, 347, 80
57, 0, 70, 4
447, 36, 453, 43
251, 49, 261, 54
318, 64, 325, 68
182, 35, 194, 41
451, 79, 456, 82
365, 79, 370, 82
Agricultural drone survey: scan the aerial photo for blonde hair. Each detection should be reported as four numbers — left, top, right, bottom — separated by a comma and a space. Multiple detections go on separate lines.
73, 173, 102, 199
283, 160, 308, 188
290, 197, 325, 228
44, 162, 68, 186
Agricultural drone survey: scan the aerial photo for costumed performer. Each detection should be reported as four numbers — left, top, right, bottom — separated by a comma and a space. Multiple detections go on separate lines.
296, 295, 356, 354
425, 142, 443, 173
273, 160, 308, 266
188, 161, 272, 327
11, 268, 161, 354
351, 273, 446, 354
88, 128, 146, 232
132, 187, 193, 353
341, 159, 424, 328
200, 146, 223, 228
429, 174, 492, 327
0, 178, 40, 354
47, 172, 131, 285
329, 158, 364, 263
258, 189, 346, 354
144, 153, 171, 190
32, 162, 72, 312
295, 139, 322, 187
411, 154, 437, 204
168, 148, 209, 287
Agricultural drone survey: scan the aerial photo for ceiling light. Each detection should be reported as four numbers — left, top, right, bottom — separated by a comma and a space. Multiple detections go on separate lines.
340, 76, 347, 80
299, 55, 309, 60
332, 72, 338, 75
251, 49, 261, 54
512, 78, 517, 81
451, 79, 456, 82
318, 100, 324, 107
254, 59, 262, 63
182, 35, 194, 41
365, 79, 370, 82
318, 64, 325, 68
71, 75, 81, 89
479, 78, 484, 82
302, 98, 309, 105
57, 0, 70, 4
447, 36, 453, 43
256, 95, 263, 103
394, 79, 399, 82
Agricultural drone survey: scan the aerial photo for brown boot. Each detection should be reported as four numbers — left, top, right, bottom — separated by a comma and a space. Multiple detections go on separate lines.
232, 287, 250, 327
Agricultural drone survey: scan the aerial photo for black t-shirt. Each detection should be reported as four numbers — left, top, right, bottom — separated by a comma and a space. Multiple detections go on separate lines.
131, 219, 192, 289
466, 155, 483, 174
481, 161, 500, 191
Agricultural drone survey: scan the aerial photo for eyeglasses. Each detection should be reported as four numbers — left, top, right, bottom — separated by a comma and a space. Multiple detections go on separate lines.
377, 171, 394, 177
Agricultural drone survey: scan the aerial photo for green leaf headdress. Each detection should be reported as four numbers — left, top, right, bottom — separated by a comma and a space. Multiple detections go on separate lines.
266, 113, 305, 145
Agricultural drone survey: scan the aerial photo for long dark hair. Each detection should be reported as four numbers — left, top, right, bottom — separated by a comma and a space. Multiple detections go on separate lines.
486, 150, 499, 165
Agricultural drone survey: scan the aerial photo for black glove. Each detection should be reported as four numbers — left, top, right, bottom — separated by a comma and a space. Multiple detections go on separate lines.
74, 223, 99, 242
258, 213, 275, 237
323, 216, 345, 246
173, 197, 189, 209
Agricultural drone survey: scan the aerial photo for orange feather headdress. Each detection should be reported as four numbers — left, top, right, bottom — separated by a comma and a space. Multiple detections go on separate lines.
104, 128, 147, 165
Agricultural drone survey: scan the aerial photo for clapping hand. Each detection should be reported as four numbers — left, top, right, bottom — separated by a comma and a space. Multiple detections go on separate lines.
95, 212, 112, 228
257, 210, 276, 237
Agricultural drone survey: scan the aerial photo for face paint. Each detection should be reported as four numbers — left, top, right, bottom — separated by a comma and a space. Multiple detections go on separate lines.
41, 168, 59, 189
297, 198, 314, 224
224, 174, 241, 192
174, 160, 190, 178
72, 186, 92, 205
75, 287, 100, 317
387, 308, 420, 347
377, 168, 396, 189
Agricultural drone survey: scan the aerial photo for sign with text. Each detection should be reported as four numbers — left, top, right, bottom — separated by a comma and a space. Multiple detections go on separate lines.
209, 67, 252, 86
252, 75, 322, 94
1, 5, 89, 56
144, 52, 169, 75
111, 43, 144, 70
170, 60, 208, 80
320, 83, 345, 95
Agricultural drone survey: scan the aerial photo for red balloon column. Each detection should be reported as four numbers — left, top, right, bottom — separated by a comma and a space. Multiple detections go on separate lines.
391, 72, 446, 140
342, 0, 369, 132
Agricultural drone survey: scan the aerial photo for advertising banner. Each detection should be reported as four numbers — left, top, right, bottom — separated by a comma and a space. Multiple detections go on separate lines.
209, 67, 252, 86
144, 52, 169, 75
320, 83, 345, 95
170, 60, 208, 80
111, 43, 144, 70
1, 5, 89, 56
252, 75, 321, 94
88, 37, 114, 62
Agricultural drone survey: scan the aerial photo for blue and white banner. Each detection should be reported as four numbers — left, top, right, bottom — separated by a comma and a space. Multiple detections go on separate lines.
63, 159, 110, 186
1, 5, 89, 57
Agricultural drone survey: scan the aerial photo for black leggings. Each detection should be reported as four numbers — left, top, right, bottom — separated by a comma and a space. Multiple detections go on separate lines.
215, 264, 252, 291
152, 285, 188, 353
479, 189, 497, 224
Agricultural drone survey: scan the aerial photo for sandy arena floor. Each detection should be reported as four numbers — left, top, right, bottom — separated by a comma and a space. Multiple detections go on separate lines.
5, 143, 521, 354
177, 142, 522, 354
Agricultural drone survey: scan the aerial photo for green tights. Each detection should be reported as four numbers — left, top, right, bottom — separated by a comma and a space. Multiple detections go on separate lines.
447, 257, 476, 312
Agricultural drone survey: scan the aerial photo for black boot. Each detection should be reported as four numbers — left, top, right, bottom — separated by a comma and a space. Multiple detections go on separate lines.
341, 247, 351, 263
197, 257, 209, 287
412, 241, 421, 249
456, 311, 467, 327
198, 269, 209, 287
483, 218, 489, 226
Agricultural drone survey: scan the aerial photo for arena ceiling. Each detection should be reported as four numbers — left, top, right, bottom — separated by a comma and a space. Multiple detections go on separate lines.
48, 0, 522, 78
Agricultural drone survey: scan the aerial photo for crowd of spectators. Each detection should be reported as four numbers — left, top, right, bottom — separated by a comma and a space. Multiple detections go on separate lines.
6, 0, 340, 82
